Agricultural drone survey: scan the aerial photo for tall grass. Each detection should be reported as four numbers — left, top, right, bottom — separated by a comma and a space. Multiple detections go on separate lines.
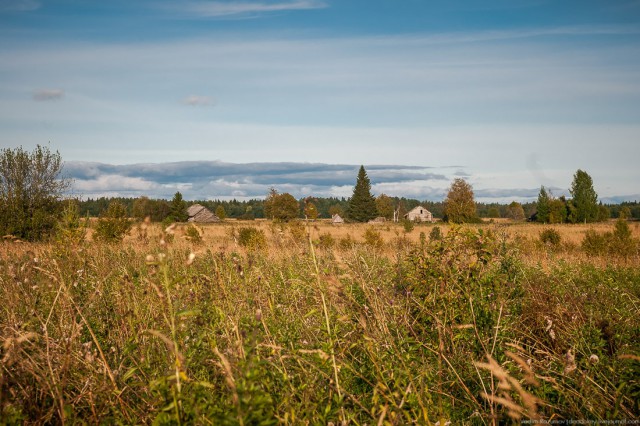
0, 221, 638, 423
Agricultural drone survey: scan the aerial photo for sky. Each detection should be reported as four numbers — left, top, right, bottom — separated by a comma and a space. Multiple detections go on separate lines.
1, 0, 639, 202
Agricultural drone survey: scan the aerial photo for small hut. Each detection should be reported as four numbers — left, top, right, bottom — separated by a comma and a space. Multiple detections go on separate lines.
331, 214, 344, 225
404, 206, 433, 222
187, 204, 220, 223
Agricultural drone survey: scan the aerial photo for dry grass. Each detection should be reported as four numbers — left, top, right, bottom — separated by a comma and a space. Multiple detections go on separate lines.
1, 219, 638, 424
109, 218, 636, 242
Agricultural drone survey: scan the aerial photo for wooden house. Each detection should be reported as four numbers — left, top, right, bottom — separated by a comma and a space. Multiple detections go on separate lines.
404, 206, 433, 222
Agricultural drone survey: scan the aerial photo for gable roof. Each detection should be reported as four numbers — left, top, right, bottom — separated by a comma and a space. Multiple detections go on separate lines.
187, 204, 205, 217
405, 205, 431, 214
187, 204, 220, 223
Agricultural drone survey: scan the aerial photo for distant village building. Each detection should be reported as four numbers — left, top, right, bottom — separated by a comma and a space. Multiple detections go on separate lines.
187, 204, 220, 223
331, 214, 344, 225
404, 206, 433, 222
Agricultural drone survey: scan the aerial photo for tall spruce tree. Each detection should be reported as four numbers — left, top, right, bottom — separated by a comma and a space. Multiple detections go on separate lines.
169, 191, 188, 222
347, 166, 377, 222
570, 169, 599, 223
536, 186, 551, 223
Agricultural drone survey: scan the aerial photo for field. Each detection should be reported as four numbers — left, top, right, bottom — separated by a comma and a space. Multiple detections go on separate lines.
1, 219, 639, 424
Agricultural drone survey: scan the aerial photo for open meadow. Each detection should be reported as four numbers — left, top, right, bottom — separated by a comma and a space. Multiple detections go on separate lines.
1, 219, 639, 424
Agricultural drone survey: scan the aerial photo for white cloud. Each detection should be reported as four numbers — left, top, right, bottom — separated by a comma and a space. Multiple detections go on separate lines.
73, 174, 157, 192
182, 0, 327, 17
33, 89, 64, 101
64, 161, 459, 200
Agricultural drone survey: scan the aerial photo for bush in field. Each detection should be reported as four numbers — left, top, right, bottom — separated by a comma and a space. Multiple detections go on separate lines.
540, 228, 561, 247
94, 201, 131, 243
582, 229, 608, 255
288, 220, 307, 242
582, 219, 637, 257
338, 234, 356, 250
398, 227, 522, 416
238, 227, 267, 251
184, 224, 203, 244
610, 219, 638, 258
429, 225, 442, 241
316, 232, 335, 249
363, 227, 384, 249
401, 218, 414, 233
0, 145, 68, 241
55, 200, 87, 247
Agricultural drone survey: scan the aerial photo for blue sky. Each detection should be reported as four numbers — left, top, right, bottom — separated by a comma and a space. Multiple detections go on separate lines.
1, 0, 639, 202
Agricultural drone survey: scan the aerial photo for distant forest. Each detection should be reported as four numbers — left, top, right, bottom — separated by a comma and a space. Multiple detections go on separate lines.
77, 196, 640, 221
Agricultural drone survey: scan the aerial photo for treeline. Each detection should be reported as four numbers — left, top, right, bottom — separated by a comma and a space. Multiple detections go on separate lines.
76, 195, 638, 221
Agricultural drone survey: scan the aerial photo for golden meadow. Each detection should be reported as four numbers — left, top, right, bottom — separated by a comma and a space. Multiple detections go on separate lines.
1, 219, 639, 424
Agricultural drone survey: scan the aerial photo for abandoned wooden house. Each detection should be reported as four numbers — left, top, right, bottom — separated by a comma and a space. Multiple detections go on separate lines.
187, 204, 220, 223
404, 206, 433, 222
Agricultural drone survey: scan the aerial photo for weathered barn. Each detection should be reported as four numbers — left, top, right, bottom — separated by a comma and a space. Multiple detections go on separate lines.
404, 206, 433, 222
187, 204, 220, 223
331, 214, 344, 225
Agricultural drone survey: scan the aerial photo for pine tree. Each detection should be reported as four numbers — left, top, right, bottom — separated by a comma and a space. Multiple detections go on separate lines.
536, 186, 551, 223
169, 191, 188, 222
570, 169, 599, 223
347, 166, 377, 222
94, 201, 131, 243
215, 205, 227, 220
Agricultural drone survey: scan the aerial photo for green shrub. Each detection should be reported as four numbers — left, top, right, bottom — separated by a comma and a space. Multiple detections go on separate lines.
611, 218, 636, 257
94, 201, 131, 243
582, 219, 637, 258
540, 228, 561, 246
316, 232, 335, 249
0, 145, 68, 241
338, 234, 356, 250
582, 229, 608, 255
238, 227, 267, 251
185, 224, 203, 244
429, 225, 442, 241
363, 227, 384, 249
401, 219, 414, 233
55, 200, 87, 247
288, 220, 307, 243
